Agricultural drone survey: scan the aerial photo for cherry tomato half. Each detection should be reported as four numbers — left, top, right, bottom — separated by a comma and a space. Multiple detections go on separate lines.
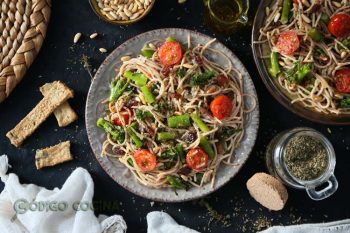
158, 41, 183, 66
133, 149, 157, 172
276, 31, 300, 56
335, 68, 350, 93
186, 148, 209, 171
113, 109, 132, 126
328, 14, 350, 38
210, 95, 233, 120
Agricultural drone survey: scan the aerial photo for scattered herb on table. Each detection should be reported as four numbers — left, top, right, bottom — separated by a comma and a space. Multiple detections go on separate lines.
82, 54, 93, 78
198, 199, 231, 227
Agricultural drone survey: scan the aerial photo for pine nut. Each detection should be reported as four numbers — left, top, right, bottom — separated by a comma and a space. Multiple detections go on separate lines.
90, 33, 98, 39
73, 33, 82, 43
121, 55, 131, 61
97, 0, 152, 22
301, 14, 311, 23
129, 12, 140, 20
332, 1, 341, 8
341, 51, 347, 59
274, 12, 281, 23
99, 48, 107, 53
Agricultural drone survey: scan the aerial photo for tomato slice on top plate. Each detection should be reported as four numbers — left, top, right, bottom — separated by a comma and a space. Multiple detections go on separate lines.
158, 41, 183, 66
186, 148, 209, 171
276, 31, 300, 56
133, 149, 157, 172
113, 108, 132, 126
210, 95, 234, 120
335, 68, 350, 93
328, 14, 350, 38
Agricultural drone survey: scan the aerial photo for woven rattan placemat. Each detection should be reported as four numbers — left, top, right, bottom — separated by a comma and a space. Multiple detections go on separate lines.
0, 0, 51, 103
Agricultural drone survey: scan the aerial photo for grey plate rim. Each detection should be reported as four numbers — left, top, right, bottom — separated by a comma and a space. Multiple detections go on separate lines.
85, 28, 260, 202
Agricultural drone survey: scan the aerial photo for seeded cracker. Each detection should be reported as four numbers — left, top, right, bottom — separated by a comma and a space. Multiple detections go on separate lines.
35, 141, 73, 169
6, 81, 73, 147
40, 83, 78, 127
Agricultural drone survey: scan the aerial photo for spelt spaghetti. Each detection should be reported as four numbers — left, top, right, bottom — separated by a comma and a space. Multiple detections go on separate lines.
98, 35, 254, 190
255, 0, 350, 114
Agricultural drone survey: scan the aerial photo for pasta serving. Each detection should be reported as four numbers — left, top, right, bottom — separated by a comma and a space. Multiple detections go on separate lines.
97, 35, 251, 191
256, 0, 350, 114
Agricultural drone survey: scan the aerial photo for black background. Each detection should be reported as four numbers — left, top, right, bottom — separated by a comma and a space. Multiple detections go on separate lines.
0, 0, 349, 232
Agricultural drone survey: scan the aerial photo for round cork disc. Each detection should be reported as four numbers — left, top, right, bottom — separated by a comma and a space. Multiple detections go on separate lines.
247, 172, 289, 211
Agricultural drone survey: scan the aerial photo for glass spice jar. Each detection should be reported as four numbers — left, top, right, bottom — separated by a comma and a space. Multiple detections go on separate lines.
266, 127, 338, 201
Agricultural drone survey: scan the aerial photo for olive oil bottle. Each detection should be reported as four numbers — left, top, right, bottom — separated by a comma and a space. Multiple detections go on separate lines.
203, 0, 249, 34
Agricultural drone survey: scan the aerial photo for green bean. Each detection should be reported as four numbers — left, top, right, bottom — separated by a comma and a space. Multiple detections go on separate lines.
321, 13, 330, 25
199, 136, 215, 159
109, 79, 128, 102
280, 0, 291, 24
308, 28, 324, 42
126, 123, 143, 148
175, 143, 186, 163
190, 112, 210, 132
269, 52, 281, 77
167, 175, 189, 192
168, 114, 191, 128
166, 36, 177, 42
127, 158, 134, 166
124, 71, 147, 86
342, 38, 350, 48
157, 132, 176, 141
140, 86, 155, 104
141, 44, 155, 58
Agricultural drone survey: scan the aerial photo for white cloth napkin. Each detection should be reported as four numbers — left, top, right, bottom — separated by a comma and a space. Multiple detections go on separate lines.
0, 155, 126, 233
147, 211, 199, 233
258, 219, 350, 233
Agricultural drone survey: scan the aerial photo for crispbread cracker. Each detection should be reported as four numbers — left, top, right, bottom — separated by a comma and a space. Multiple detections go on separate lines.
6, 81, 73, 147
35, 141, 73, 169
40, 83, 78, 127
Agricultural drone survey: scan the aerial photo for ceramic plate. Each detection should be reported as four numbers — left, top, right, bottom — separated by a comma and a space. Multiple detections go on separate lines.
86, 28, 259, 202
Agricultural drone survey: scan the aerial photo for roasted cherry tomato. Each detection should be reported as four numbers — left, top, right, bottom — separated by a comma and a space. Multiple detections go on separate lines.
328, 14, 350, 38
293, 0, 299, 4
275, 31, 300, 56
186, 148, 209, 171
133, 149, 157, 172
210, 95, 233, 120
113, 109, 131, 126
158, 41, 183, 66
335, 68, 350, 93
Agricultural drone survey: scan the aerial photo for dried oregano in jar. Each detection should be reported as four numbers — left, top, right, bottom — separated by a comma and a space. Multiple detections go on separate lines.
284, 135, 328, 181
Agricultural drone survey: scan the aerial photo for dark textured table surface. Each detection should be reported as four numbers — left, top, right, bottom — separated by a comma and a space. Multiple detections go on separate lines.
1, 0, 350, 232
